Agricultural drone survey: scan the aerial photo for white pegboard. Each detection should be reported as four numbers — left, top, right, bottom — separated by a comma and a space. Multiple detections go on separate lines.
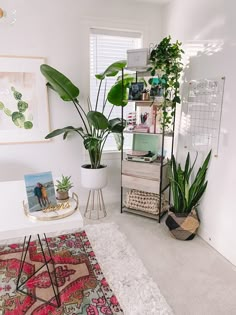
180, 77, 225, 157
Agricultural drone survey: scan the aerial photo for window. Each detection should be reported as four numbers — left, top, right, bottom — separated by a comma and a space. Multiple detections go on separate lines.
90, 28, 142, 151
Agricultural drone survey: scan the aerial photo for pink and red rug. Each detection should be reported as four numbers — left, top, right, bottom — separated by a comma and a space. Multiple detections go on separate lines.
0, 230, 123, 315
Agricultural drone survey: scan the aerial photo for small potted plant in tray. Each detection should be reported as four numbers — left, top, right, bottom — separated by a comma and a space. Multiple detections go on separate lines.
166, 150, 211, 240
56, 175, 73, 201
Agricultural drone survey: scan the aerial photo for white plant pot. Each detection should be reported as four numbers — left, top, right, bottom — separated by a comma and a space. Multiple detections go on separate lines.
81, 165, 108, 189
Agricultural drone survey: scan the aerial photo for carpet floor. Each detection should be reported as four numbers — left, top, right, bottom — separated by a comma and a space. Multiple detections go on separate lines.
0, 222, 173, 315
86, 222, 173, 315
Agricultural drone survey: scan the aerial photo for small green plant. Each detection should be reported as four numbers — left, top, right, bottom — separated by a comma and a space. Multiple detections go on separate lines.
56, 175, 73, 192
169, 151, 211, 214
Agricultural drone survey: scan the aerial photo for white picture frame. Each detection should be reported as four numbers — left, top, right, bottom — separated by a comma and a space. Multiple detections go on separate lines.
0, 56, 50, 144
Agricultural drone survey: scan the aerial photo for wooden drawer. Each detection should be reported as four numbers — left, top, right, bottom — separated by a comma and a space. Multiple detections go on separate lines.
122, 161, 169, 194
122, 174, 160, 194
122, 160, 168, 181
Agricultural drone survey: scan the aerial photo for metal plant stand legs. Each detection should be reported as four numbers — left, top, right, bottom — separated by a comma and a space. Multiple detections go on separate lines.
84, 189, 107, 220
16, 234, 61, 308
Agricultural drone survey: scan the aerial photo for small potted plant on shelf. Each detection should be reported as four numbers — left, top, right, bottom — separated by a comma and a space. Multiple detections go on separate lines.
166, 150, 212, 240
56, 175, 73, 201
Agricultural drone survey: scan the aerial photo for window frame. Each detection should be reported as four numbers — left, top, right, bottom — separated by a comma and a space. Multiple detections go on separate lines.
89, 27, 142, 153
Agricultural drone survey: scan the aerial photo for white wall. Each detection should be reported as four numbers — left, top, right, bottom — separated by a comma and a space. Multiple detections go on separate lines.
163, 0, 236, 265
0, 0, 162, 205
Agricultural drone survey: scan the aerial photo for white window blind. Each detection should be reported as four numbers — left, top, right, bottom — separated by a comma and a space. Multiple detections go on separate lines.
90, 28, 141, 151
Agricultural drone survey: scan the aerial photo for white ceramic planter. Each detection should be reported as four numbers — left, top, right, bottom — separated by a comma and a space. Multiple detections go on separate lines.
81, 165, 108, 189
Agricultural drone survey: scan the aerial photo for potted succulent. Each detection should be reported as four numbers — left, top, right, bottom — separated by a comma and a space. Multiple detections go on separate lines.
56, 175, 73, 200
166, 150, 212, 240
40, 61, 131, 190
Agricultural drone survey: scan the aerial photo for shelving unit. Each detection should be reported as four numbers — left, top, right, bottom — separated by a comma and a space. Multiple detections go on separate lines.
120, 68, 176, 223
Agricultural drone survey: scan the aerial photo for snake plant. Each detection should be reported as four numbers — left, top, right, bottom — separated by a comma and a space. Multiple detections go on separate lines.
169, 151, 211, 214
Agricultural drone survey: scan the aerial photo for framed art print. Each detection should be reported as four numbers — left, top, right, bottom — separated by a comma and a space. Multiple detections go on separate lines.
0, 56, 50, 143
128, 82, 144, 101
24, 171, 57, 213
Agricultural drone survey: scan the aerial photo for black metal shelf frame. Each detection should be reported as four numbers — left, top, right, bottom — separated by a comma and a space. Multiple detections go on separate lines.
120, 68, 175, 223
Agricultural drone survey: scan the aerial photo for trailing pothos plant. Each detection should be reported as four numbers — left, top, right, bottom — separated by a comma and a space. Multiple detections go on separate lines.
148, 35, 184, 130
40, 61, 132, 169
169, 151, 212, 214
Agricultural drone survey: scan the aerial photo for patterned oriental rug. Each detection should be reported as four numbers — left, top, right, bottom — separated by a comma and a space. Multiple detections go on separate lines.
0, 230, 123, 315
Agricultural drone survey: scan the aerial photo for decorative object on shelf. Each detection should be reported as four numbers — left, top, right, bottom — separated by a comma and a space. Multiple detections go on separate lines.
24, 171, 57, 213
23, 192, 79, 221
141, 89, 150, 101
128, 82, 144, 100
0, 56, 49, 143
126, 111, 136, 131
148, 36, 184, 130
124, 189, 168, 215
149, 77, 164, 100
166, 150, 212, 240
126, 150, 158, 163
55, 175, 73, 201
127, 48, 149, 70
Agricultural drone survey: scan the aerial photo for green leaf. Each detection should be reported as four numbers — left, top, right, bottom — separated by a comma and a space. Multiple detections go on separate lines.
45, 126, 83, 139
87, 111, 109, 130
40, 64, 79, 101
12, 112, 25, 127
4, 108, 12, 116
24, 121, 33, 129
95, 60, 127, 80
0, 102, 4, 110
107, 81, 128, 106
113, 133, 123, 150
108, 118, 125, 133
84, 137, 101, 150
11, 87, 22, 100
170, 150, 211, 213
172, 96, 181, 103
17, 101, 28, 113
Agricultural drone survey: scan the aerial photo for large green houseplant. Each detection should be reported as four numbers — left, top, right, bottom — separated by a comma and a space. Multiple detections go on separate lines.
166, 150, 212, 240
148, 35, 184, 129
40, 61, 129, 169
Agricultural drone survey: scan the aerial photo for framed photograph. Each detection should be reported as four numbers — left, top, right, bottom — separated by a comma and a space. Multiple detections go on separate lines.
0, 56, 49, 144
24, 171, 57, 213
129, 82, 144, 101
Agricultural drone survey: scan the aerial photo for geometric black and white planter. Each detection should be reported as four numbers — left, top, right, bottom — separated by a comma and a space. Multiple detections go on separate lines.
165, 208, 200, 241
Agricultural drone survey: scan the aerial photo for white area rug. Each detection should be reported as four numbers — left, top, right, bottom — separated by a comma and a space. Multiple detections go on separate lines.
86, 222, 174, 315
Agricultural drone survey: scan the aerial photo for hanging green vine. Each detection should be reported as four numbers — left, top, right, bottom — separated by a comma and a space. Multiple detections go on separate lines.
148, 36, 184, 131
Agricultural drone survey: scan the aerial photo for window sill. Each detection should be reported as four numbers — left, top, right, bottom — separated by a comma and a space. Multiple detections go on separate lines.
102, 150, 121, 160
83, 150, 121, 162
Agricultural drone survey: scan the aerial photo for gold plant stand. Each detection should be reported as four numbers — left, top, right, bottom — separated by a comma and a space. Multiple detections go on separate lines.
84, 189, 107, 220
